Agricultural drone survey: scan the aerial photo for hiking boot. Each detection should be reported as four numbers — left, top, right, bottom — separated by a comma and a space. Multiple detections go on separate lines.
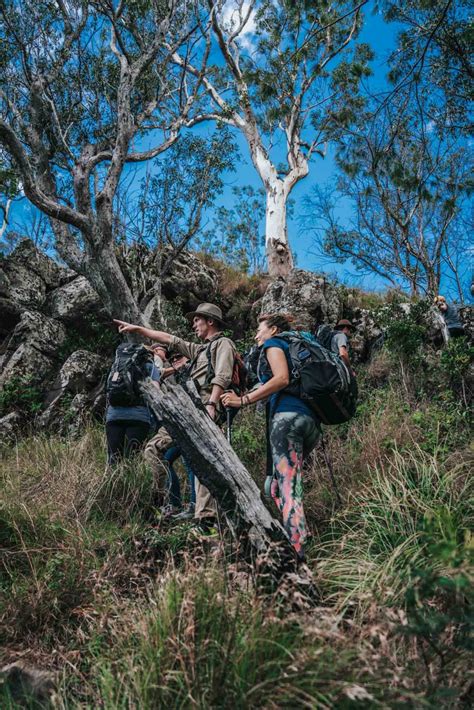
190, 517, 218, 538
172, 504, 195, 521
156, 504, 180, 520
264, 475, 273, 499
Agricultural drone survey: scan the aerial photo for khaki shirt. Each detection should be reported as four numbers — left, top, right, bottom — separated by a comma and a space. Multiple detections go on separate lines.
168, 333, 236, 404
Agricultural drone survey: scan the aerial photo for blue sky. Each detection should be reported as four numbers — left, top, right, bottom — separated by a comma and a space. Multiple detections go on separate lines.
5, 5, 471, 300
204, 7, 401, 290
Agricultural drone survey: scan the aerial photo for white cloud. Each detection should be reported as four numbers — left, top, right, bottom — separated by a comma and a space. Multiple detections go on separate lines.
219, 0, 257, 51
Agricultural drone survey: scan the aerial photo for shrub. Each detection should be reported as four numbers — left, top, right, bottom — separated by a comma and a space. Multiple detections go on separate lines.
316, 446, 472, 610
57, 313, 120, 360
0, 375, 43, 417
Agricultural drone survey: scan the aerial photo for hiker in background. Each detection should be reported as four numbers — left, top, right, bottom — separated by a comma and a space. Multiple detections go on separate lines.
105, 343, 161, 465
221, 313, 321, 560
114, 303, 236, 535
330, 319, 355, 373
144, 351, 196, 518
434, 295, 465, 339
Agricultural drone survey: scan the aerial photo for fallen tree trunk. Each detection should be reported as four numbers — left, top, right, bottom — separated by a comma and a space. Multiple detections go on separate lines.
141, 378, 317, 594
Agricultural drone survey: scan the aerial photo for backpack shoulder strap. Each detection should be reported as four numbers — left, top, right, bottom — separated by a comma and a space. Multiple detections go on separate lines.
204, 333, 227, 384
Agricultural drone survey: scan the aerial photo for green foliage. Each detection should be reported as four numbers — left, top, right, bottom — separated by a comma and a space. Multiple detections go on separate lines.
440, 336, 474, 383
197, 185, 266, 274
57, 313, 120, 360
85, 569, 364, 708
89, 458, 157, 525
231, 407, 267, 479
398, 527, 473, 701
0, 375, 43, 417
0, 505, 98, 642
161, 298, 194, 340
376, 299, 431, 361
317, 446, 472, 608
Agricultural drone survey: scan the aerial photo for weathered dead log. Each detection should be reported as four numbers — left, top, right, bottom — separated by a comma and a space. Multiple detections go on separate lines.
141, 379, 317, 594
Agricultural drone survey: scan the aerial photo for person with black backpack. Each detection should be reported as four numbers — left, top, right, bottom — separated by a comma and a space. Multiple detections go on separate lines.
221, 313, 322, 560
114, 303, 237, 535
315, 319, 355, 374
105, 343, 162, 465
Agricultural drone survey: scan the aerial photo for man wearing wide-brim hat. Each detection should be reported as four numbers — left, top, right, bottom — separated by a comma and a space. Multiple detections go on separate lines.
332, 319, 355, 372
114, 303, 236, 533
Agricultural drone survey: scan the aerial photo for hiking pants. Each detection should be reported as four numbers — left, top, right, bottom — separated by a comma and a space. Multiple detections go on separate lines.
106, 420, 150, 465
145, 429, 195, 508
269, 411, 321, 557
164, 445, 196, 509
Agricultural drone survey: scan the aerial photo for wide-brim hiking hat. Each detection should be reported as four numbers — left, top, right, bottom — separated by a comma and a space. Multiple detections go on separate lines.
150, 343, 169, 355
335, 318, 354, 330
185, 303, 229, 328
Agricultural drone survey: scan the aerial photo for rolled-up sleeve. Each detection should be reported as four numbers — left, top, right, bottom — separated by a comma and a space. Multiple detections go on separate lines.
211, 338, 235, 389
168, 335, 202, 360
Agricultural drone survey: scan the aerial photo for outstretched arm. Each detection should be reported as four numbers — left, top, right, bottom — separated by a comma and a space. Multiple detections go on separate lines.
221, 347, 289, 409
113, 319, 173, 345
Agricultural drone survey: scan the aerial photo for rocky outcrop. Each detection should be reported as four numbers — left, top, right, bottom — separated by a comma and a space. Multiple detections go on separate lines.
0, 411, 22, 441
0, 239, 75, 336
1, 239, 219, 339
43, 349, 106, 407
257, 270, 340, 330
161, 248, 218, 307
347, 308, 383, 361
0, 239, 220, 434
39, 350, 107, 433
0, 310, 66, 388
0, 662, 56, 705
46, 276, 102, 321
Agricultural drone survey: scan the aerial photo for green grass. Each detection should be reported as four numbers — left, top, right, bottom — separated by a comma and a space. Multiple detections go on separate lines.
315, 446, 473, 609
1, 336, 472, 708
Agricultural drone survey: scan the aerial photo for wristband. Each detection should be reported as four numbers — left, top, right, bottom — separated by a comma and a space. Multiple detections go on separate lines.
207, 401, 217, 408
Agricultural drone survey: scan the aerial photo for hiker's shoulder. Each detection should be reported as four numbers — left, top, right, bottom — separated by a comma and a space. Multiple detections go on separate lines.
212, 334, 236, 351
263, 336, 288, 351
332, 331, 348, 347
169, 335, 201, 355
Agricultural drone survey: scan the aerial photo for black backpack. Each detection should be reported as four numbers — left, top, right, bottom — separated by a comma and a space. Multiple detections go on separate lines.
315, 324, 336, 351
106, 343, 153, 407
271, 331, 357, 425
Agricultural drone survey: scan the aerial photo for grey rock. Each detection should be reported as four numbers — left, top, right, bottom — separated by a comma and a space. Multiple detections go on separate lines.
161, 248, 218, 307
43, 349, 106, 407
0, 239, 75, 336
348, 308, 383, 362
257, 270, 340, 330
58, 349, 105, 393
0, 310, 66, 388
46, 276, 101, 321
0, 411, 22, 441
6, 238, 74, 287
0, 260, 47, 311
0, 662, 55, 705
40, 350, 107, 432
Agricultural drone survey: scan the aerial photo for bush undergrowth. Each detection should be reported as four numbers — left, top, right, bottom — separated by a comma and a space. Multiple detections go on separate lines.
1, 306, 472, 707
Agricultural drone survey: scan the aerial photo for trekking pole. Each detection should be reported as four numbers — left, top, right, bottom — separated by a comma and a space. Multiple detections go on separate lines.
226, 406, 232, 446
320, 435, 342, 508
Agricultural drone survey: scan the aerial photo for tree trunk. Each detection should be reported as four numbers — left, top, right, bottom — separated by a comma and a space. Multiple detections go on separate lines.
141, 378, 318, 597
265, 179, 294, 278
93, 246, 146, 325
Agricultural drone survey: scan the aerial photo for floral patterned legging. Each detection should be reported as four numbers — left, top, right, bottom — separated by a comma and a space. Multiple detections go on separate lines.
269, 411, 321, 557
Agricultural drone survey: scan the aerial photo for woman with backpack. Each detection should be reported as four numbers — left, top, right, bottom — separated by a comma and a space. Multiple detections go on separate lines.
105, 343, 162, 465
221, 313, 321, 560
